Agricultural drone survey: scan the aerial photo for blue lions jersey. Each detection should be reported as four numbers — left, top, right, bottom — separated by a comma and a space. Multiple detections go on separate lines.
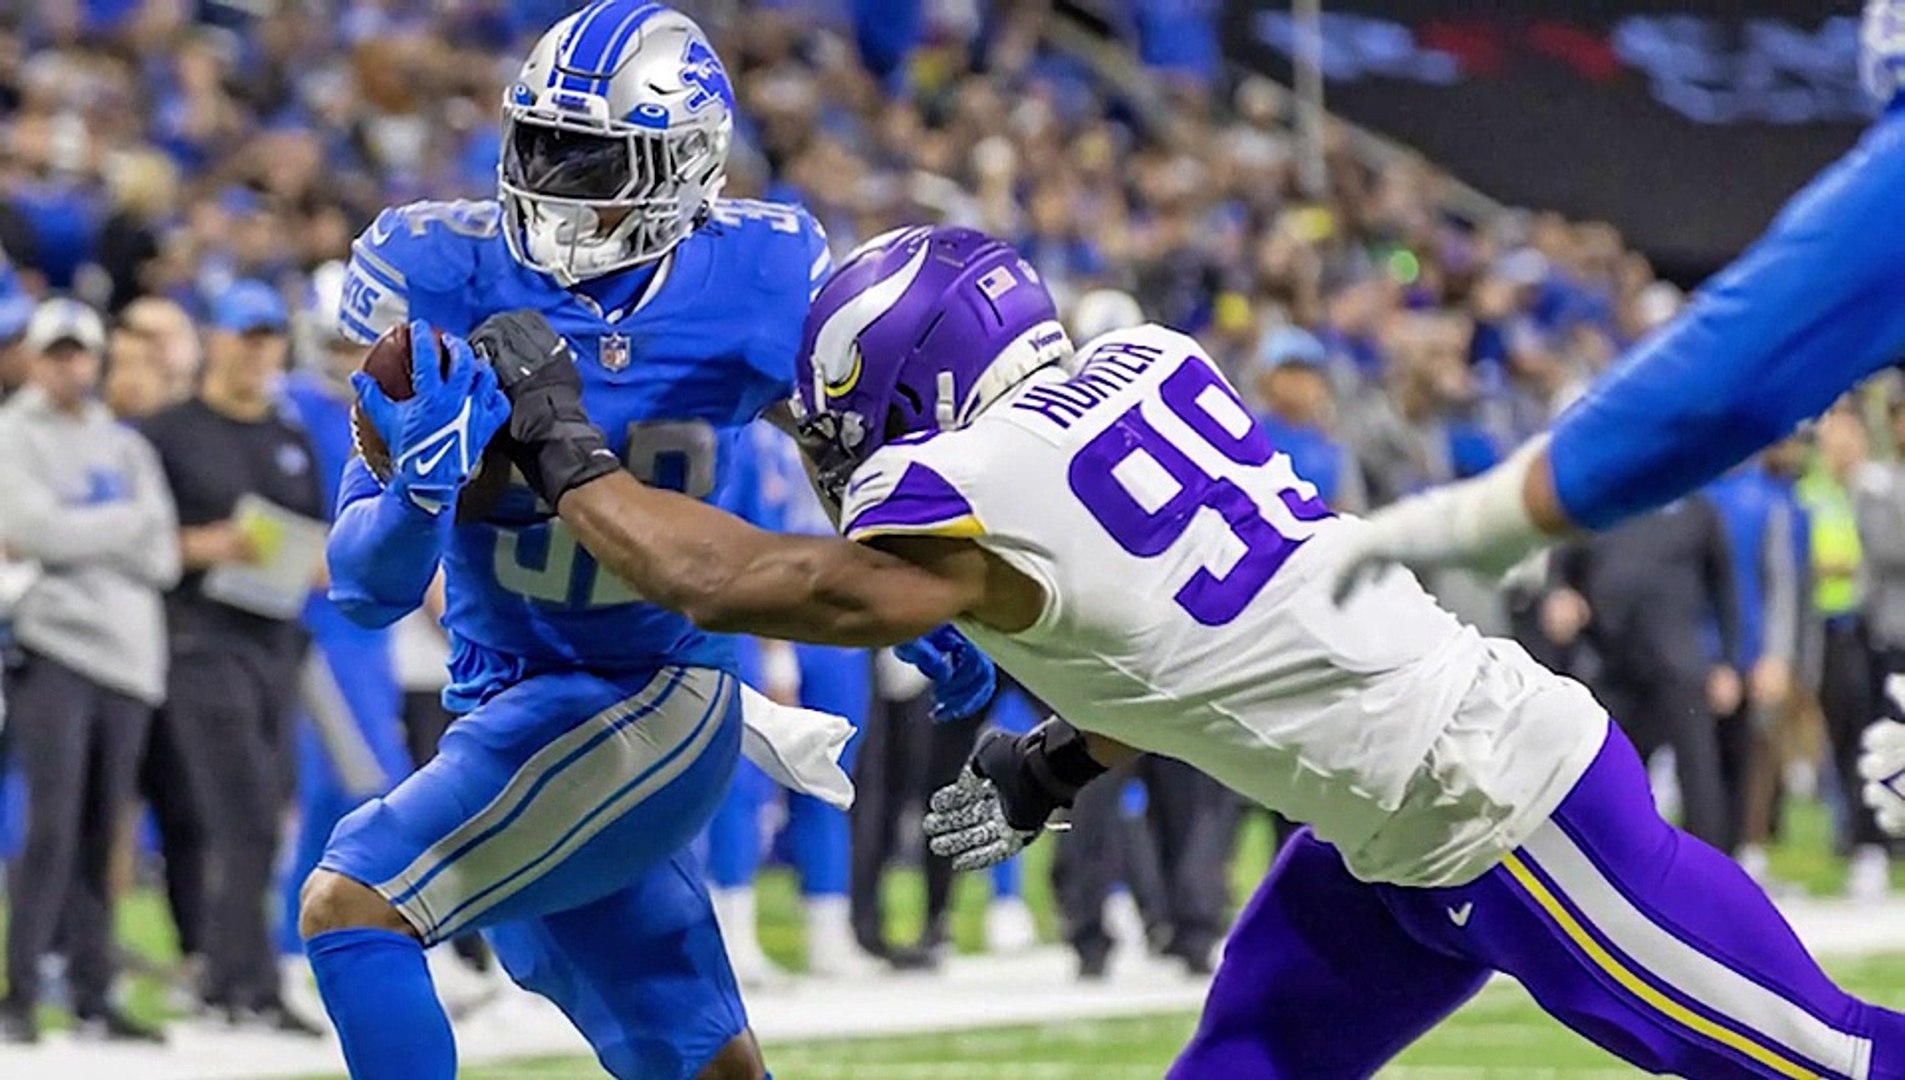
726, 421, 834, 537
336, 197, 830, 704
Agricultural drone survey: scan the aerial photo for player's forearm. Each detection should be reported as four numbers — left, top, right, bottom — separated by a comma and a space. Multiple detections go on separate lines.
558, 472, 966, 646
326, 483, 444, 628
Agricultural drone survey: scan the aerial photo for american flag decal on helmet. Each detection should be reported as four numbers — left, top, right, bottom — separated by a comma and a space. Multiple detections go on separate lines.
976, 266, 1017, 300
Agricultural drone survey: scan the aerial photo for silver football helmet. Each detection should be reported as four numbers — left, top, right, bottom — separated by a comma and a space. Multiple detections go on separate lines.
500, 2, 734, 284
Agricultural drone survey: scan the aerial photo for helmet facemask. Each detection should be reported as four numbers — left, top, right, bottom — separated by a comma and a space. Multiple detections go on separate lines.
500, 103, 727, 284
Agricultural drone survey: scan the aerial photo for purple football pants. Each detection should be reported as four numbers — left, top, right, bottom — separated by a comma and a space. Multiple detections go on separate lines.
1173, 722, 1905, 1079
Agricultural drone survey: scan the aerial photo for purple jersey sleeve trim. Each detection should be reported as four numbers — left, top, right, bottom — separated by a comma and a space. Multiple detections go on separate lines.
844, 461, 981, 540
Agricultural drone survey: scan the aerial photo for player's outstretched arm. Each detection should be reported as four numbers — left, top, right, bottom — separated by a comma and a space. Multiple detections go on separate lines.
470, 308, 985, 646
557, 469, 982, 646
1330, 437, 1567, 601
1337, 112, 1905, 601
326, 456, 447, 627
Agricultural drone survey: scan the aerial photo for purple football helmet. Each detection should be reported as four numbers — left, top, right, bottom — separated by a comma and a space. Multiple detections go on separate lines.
793, 225, 1072, 499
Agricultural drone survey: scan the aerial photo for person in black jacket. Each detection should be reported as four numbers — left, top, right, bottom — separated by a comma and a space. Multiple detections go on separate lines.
138, 281, 322, 1032
1545, 496, 1743, 847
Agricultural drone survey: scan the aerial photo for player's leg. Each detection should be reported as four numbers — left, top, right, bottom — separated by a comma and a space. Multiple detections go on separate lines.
301, 665, 741, 1080
487, 849, 765, 1080
1391, 721, 1905, 1079
786, 644, 873, 974
1167, 828, 1490, 1079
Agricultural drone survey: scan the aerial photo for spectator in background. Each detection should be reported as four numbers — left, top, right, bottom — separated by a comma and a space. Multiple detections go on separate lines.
117, 296, 201, 405
1706, 437, 1811, 881
138, 280, 322, 1031
1548, 495, 1742, 848
103, 305, 174, 420
1251, 325, 1366, 513
0, 298, 176, 1043
1347, 311, 1496, 507
96, 149, 179, 314
1801, 405, 1892, 902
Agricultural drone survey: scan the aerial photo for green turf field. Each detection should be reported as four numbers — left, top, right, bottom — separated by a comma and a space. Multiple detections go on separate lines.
431, 952, 1905, 1079
4, 800, 1895, 1078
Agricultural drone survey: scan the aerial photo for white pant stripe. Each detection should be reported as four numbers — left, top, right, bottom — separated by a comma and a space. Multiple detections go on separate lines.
1522, 823, 1872, 1080
378, 667, 726, 941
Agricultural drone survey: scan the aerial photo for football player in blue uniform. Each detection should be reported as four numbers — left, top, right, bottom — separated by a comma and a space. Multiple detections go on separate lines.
1317, 1, 1905, 834
291, 7, 979, 1079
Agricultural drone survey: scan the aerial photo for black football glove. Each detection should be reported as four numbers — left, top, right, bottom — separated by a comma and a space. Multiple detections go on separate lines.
468, 309, 622, 507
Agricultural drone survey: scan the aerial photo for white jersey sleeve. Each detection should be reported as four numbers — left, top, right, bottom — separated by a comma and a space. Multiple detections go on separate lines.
842, 324, 1605, 887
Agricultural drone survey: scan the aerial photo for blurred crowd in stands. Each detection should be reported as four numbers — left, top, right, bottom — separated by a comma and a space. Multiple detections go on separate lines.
0, 0, 1896, 1046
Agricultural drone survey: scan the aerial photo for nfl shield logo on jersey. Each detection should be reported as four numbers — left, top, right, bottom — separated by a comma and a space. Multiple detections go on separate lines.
600, 333, 632, 372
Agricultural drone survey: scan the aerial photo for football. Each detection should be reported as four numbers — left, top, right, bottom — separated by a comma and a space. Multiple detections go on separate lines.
350, 322, 512, 521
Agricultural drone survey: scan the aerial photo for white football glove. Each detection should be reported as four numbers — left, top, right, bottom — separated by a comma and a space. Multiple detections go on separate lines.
922, 767, 1038, 873
1859, 719, 1905, 838
1329, 437, 1555, 605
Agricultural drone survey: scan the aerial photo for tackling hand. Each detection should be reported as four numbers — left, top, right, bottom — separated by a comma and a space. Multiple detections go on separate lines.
1329, 437, 1555, 605
1859, 719, 1905, 837
351, 321, 509, 516
923, 732, 1055, 871
469, 309, 622, 506
923, 720, 1108, 871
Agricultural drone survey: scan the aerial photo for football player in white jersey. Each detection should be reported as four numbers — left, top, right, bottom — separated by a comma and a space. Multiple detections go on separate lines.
473, 227, 1905, 1078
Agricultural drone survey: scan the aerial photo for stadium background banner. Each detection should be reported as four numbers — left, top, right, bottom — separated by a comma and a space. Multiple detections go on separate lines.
1221, 0, 1870, 276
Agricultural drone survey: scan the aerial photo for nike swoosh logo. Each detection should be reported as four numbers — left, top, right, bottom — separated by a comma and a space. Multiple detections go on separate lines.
415, 439, 458, 477
1447, 902, 1473, 928
396, 398, 473, 479
844, 472, 882, 498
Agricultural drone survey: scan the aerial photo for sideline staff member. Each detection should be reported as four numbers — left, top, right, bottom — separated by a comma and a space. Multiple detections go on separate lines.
140, 280, 322, 1030
0, 299, 177, 1043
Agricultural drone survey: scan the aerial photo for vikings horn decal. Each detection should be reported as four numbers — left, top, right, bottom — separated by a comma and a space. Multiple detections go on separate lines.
811, 237, 933, 400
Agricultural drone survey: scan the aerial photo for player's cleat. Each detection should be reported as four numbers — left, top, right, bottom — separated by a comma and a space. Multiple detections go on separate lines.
712, 886, 793, 990
427, 946, 503, 1021
74, 1004, 166, 1044
983, 896, 1038, 953
278, 955, 332, 1035
804, 896, 881, 979
1104, 890, 1150, 959
1847, 844, 1893, 904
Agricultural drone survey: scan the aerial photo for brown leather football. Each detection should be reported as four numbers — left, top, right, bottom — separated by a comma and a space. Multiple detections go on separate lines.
349, 323, 512, 521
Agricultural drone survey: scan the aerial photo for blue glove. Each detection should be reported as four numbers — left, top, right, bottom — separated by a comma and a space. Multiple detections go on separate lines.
352, 321, 510, 516
897, 626, 996, 722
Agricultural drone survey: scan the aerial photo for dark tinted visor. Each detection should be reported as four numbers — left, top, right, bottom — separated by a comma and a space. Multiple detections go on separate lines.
505, 122, 632, 200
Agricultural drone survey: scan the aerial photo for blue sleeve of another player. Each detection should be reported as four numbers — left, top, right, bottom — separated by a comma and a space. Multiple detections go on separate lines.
1550, 111, 1905, 530
327, 457, 446, 628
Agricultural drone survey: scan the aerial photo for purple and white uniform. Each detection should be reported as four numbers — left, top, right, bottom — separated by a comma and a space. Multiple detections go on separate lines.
801, 228, 1905, 1079
842, 324, 1601, 888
